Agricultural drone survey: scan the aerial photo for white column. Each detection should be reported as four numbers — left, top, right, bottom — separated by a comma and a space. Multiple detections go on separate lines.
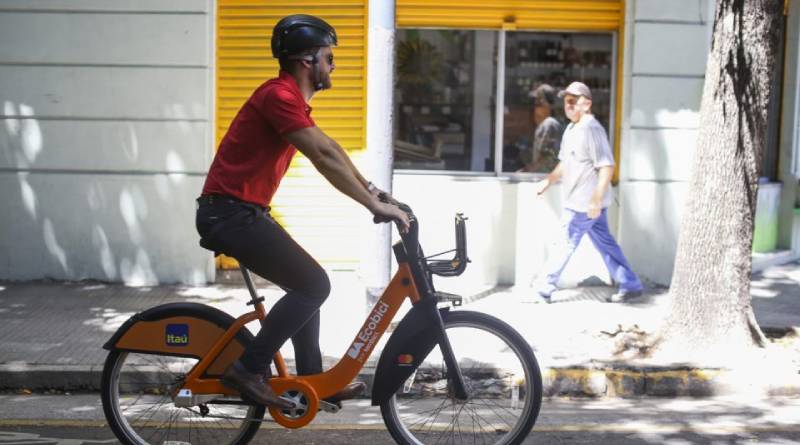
471, 31, 497, 171
493, 30, 506, 175
363, 0, 395, 304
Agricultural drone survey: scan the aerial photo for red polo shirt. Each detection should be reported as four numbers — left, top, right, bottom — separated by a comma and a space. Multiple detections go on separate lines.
202, 71, 315, 207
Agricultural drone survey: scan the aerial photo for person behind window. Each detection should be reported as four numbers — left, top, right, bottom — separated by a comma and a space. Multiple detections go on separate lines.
534, 81, 643, 303
519, 84, 563, 173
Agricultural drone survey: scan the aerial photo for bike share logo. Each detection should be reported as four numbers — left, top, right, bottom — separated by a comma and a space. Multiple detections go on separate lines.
347, 301, 390, 361
165, 324, 189, 346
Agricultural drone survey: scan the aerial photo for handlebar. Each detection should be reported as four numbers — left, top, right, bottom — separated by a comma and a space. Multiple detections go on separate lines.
373, 193, 469, 277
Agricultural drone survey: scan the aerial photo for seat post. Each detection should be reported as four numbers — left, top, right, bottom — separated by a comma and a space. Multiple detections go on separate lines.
239, 265, 260, 303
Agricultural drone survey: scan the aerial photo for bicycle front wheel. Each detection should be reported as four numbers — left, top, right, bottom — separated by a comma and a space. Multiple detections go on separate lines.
380, 310, 542, 445
101, 350, 265, 445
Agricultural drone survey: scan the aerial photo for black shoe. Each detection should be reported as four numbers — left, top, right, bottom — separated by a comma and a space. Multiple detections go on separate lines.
325, 381, 367, 403
221, 361, 294, 409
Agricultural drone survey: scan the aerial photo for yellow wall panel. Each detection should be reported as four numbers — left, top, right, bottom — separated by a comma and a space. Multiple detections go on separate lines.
397, 0, 623, 31
216, 1, 368, 270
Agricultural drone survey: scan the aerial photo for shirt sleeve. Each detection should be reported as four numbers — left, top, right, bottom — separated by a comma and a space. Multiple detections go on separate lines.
586, 123, 615, 168
259, 86, 315, 136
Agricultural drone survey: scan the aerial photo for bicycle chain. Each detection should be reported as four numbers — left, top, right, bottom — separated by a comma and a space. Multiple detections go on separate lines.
184, 406, 268, 423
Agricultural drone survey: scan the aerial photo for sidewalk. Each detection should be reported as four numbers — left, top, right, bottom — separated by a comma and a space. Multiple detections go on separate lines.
1, 262, 798, 397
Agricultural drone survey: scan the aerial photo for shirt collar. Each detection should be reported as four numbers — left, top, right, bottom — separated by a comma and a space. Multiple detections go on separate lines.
278, 70, 312, 114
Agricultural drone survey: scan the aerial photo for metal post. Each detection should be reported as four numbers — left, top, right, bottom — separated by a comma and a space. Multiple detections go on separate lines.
494, 30, 506, 175
364, 0, 396, 307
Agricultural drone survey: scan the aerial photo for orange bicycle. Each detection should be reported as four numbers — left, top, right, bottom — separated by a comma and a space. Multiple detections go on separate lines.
100, 202, 542, 445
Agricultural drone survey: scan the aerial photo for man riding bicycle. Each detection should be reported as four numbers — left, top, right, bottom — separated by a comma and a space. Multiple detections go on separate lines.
196, 14, 410, 409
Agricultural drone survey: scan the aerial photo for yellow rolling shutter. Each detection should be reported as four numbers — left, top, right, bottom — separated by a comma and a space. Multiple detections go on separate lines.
216, 0, 368, 270
397, 0, 623, 31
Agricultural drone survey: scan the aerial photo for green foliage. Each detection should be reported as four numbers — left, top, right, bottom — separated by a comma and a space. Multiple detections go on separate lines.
396, 38, 442, 95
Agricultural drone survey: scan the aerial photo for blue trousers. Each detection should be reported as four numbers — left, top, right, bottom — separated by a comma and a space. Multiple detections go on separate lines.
543, 208, 642, 291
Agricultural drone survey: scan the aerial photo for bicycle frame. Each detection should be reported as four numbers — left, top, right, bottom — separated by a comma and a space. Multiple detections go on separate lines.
105, 211, 470, 429
179, 261, 420, 397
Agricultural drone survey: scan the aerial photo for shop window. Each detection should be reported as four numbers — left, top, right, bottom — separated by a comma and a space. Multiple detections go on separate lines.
394, 30, 496, 171
393, 29, 615, 174
503, 32, 614, 173
763, 13, 786, 181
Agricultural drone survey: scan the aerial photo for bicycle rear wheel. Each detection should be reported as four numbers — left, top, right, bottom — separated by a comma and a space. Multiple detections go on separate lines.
101, 350, 265, 445
380, 310, 542, 445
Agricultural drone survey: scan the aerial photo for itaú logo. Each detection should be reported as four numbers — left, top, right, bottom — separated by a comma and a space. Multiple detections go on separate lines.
347, 301, 390, 360
165, 324, 189, 346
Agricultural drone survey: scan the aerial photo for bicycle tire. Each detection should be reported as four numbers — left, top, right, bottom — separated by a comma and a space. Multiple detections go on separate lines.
101, 317, 265, 445
380, 310, 542, 445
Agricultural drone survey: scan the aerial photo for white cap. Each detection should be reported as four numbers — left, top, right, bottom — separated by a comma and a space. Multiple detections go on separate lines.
558, 81, 592, 100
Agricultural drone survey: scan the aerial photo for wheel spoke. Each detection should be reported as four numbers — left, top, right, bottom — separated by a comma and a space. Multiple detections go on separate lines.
103, 349, 264, 445
380, 312, 542, 445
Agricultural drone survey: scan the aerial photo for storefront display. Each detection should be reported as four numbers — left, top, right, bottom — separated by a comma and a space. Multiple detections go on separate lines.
394, 29, 614, 173
503, 32, 614, 172
394, 30, 482, 171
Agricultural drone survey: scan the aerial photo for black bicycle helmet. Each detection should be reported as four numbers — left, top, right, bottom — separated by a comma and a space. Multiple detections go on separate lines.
271, 14, 337, 59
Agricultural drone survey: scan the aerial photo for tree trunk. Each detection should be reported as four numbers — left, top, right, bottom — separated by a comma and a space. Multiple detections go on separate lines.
658, 0, 783, 361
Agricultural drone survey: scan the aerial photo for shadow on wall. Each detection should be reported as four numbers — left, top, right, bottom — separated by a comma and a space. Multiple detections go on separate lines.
1, 100, 211, 286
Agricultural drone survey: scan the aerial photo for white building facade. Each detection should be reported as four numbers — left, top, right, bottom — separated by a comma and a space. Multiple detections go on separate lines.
0, 0, 798, 293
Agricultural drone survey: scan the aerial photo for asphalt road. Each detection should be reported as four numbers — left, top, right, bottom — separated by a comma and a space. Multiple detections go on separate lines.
1, 393, 799, 444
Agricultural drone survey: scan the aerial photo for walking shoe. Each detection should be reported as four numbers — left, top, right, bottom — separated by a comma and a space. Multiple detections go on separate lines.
221, 361, 294, 409
535, 284, 556, 304
607, 289, 643, 303
325, 381, 367, 403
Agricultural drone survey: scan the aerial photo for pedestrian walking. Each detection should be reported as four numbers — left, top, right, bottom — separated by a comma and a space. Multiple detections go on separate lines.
534, 81, 643, 303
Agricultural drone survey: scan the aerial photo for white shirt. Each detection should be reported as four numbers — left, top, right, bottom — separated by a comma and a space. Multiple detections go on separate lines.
557, 114, 615, 212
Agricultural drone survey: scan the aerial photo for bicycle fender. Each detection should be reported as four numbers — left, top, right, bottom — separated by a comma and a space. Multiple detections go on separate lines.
371, 299, 448, 405
102, 302, 253, 377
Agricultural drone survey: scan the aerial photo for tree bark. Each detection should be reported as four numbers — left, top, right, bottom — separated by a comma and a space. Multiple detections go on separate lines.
658, 0, 783, 360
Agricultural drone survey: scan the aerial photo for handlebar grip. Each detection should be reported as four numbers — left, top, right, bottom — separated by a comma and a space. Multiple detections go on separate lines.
373, 192, 414, 224
373, 215, 392, 224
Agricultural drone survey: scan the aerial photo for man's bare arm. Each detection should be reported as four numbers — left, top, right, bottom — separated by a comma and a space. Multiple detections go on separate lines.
587, 165, 613, 219
285, 126, 409, 230
536, 161, 564, 195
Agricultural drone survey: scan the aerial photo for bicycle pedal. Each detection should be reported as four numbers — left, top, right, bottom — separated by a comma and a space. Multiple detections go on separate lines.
279, 396, 298, 410
318, 400, 341, 413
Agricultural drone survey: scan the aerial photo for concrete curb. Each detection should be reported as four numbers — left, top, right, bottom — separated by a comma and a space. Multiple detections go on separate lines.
0, 365, 102, 392
545, 366, 800, 397
3, 364, 798, 398
546, 367, 724, 397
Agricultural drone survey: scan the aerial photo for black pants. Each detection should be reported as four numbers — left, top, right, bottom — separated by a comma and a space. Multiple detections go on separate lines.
196, 196, 330, 376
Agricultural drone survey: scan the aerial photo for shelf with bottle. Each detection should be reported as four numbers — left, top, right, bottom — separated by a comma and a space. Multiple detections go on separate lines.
399, 104, 473, 119
507, 38, 613, 72
399, 102, 473, 107
507, 64, 612, 73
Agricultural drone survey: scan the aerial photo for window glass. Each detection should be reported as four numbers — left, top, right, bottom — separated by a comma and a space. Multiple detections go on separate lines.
393, 29, 614, 174
763, 15, 786, 181
394, 30, 497, 172
503, 32, 614, 173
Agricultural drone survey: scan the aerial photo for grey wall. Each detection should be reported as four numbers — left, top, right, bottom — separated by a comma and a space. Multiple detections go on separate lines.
0, 0, 214, 285
617, 0, 713, 285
